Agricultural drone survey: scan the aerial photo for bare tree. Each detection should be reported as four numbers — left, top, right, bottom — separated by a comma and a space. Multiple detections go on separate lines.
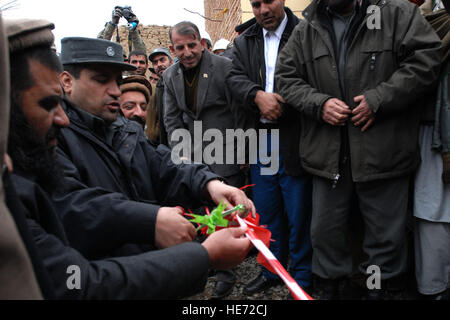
0, 0, 19, 12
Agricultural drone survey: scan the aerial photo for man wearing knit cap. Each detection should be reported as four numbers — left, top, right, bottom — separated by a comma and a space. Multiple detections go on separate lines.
3, 18, 253, 299
119, 75, 152, 128
147, 47, 174, 145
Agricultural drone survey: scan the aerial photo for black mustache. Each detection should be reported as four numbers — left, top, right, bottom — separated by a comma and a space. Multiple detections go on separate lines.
45, 125, 61, 142
131, 116, 146, 127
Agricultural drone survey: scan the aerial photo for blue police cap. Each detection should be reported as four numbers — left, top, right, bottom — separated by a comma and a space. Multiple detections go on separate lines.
60, 37, 136, 71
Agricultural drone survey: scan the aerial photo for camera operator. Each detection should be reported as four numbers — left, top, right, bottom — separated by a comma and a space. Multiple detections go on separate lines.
97, 6, 146, 54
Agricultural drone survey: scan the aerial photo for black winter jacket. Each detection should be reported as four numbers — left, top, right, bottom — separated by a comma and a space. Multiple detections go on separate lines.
227, 7, 304, 176
4, 172, 210, 300
54, 101, 219, 259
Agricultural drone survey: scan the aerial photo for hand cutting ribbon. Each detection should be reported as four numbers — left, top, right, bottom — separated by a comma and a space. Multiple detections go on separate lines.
181, 202, 313, 301
189, 202, 246, 235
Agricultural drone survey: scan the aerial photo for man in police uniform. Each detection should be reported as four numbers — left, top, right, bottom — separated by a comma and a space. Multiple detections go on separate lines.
4, 18, 253, 299
55, 36, 255, 260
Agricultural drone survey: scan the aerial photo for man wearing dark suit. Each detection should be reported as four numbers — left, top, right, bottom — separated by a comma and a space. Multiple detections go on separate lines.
163, 21, 244, 299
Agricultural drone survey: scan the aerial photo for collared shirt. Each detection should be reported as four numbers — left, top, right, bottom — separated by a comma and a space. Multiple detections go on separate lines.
261, 13, 288, 123
263, 13, 288, 94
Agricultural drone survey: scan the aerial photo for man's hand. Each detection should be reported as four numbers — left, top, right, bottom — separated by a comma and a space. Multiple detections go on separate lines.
4, 154, 13, 172
206, 180, 256, 219
202, 226, 253, 270
322, 98, 352, 126
254, 90, 285, 121
111, 7, 123, 25
154, 207, 197, 249
352, 95, 375, 132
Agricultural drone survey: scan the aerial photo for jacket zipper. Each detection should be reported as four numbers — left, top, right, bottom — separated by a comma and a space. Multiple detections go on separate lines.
308, 22, 342, 188
369, 53, 376, 71
306, 3, 387, 188
332, 173, 341, 189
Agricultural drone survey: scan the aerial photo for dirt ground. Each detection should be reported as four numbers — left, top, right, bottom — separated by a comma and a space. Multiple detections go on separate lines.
186, 253, 292, 301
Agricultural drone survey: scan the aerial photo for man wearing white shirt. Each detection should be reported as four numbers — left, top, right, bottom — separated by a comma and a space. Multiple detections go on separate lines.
262, 13, 287, 105
227, 0, 313, 296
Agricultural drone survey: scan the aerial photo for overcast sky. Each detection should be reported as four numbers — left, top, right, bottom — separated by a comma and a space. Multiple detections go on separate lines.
2, 0, 206, 51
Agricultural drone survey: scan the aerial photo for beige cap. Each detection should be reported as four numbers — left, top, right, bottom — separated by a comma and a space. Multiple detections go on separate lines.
4, 18, 54, 53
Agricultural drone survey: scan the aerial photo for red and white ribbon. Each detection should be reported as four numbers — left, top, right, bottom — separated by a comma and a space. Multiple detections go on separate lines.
236, 215, 314, 301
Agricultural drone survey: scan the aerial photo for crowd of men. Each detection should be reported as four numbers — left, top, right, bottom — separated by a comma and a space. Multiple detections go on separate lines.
0, 0, 449, 301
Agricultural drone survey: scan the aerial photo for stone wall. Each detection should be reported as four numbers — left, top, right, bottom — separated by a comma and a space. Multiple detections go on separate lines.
116, 24, 172, 57
204, 0, 242, 45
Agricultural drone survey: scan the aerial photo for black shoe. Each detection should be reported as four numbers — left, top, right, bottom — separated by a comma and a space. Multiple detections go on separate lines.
422, 289, 450, 300
339, 277, 365, 300
434, 289, 449, 300
312, 276, 339, 300
243, 273, 282, 295
211, 280, 235, 299
286, 286, 312, 300
365, 289, 384, 300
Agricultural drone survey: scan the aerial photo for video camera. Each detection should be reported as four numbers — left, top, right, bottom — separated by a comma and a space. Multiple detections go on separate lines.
115, 5, 139, 30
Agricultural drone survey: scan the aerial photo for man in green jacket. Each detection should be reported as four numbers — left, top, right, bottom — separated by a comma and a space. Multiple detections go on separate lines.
276, 0, 442, 299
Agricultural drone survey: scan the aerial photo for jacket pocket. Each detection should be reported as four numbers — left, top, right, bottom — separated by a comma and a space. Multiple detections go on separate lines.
302, 38, 331, 63
359, 37, 397, 89
306, 41, 338, 86
312, 42, 329, 60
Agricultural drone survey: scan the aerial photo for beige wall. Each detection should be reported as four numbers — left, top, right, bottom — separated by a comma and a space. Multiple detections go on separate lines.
241, 0, 311, 22
205, 0, 243, 44
203, 0, 312, 46
117, 25, 172, 57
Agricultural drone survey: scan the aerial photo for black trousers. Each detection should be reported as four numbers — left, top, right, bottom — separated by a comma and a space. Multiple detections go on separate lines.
311, 160, 410, 282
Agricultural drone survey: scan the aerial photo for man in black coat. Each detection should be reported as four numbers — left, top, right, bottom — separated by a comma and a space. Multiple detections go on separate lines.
4, 18, 253, 300
226, 0, 313, 295
0, 15, 42, 300
54, 36, 255, 260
